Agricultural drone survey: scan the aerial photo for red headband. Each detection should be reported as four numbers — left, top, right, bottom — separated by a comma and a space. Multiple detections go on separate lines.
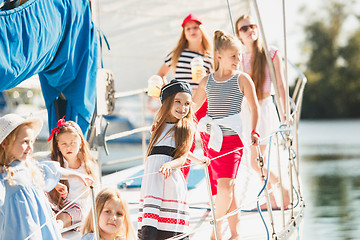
48, 116, 75, 141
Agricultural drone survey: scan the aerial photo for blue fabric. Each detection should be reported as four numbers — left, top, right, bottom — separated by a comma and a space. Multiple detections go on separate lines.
0, 0, 98, 136
0, 160, 62, 240
81, 232, 98, 240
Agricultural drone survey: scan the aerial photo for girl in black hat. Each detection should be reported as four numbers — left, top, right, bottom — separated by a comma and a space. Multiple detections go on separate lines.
138, 80, 209, 240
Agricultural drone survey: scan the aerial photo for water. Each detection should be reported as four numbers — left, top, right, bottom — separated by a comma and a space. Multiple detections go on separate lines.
298, 120, 360, 240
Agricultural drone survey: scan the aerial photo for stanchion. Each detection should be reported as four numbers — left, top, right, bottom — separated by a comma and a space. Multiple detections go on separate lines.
90, 186, 101, 240
204, 165, 220, 240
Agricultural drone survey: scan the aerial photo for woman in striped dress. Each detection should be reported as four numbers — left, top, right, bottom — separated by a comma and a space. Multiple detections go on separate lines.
193, 30, 260, 240
156, 13, 213, 180
138, 80, 210, 240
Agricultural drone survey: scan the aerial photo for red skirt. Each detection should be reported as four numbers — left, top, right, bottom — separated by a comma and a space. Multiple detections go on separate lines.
201, 133, 244, 195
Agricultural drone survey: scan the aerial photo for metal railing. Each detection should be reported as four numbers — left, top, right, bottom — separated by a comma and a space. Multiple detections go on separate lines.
88, 58, 307, 240
92, 87, 151, 174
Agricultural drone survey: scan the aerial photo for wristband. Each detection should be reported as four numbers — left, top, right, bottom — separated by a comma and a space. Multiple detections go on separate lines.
251, 130, 260, 138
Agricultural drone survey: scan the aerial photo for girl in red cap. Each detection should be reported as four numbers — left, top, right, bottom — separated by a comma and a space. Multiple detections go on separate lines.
156, 13, 213, 181
235, 14, 290, 209
193, 30, 260, 240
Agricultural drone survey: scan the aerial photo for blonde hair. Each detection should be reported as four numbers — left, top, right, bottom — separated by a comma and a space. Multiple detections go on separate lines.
49, 120, 99, 208
147, 93, 195, 160
235, 14, 266, 100
0, 123, 43, 186
171, 23, 212, 73
213, 30, 242, 71
82, 188, 136, 240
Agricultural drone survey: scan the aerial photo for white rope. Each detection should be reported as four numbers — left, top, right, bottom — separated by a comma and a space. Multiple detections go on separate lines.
100, 127, 281, 190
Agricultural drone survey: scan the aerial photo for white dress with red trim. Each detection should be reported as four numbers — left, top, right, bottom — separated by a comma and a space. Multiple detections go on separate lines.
138, 123, 189, 240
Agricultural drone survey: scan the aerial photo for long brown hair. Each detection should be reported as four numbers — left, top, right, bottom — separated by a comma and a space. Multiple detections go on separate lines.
235, 14, 267, 100
147, 93, 195, 160
82, 188, 136, 240
49, 120, 99, 208
171, 23, 212, 73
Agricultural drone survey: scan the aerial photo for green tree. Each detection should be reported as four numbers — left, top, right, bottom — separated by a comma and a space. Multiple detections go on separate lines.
301, 1, 360, 118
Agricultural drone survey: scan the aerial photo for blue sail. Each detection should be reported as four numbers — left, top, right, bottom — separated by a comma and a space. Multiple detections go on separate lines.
0, 0, 98, 136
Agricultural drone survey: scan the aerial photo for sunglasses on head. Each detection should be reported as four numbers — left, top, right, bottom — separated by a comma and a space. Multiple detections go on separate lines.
239, 24, 257, 32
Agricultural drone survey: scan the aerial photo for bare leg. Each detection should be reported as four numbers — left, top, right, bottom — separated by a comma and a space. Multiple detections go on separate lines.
227, 186, 240, 240
210, 178, 238, 240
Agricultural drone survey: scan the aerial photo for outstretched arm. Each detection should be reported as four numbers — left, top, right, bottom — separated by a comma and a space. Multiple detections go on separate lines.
159, 155, 188, 179
188, 152, 210, 166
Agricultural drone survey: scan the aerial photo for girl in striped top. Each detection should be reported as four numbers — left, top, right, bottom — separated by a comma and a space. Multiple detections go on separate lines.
236, 14, 290, 209
156, 13, 213, 181
157, 13, 213, 92
193, 30, 260, 240
138, 80, 210, 240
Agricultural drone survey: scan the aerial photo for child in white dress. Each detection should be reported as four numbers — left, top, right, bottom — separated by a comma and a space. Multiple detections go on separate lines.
138, 79, 209, 240
47, 116, 99, 228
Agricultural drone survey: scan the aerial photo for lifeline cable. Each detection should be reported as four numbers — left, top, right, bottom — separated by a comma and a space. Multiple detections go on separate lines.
24, 126, 294, 240
24, 187, 91, 240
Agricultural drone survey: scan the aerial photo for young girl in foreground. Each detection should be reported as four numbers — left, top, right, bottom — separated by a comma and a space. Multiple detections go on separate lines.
236, 14, 290, 208
138, 79, 210, 240
0, 114, 92, 240
193, 31, 260, 240
47, 116, 99, 228
81, 188, 135, 240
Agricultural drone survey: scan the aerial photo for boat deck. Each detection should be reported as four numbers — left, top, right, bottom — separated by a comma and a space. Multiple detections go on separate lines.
70, 161, 304, 240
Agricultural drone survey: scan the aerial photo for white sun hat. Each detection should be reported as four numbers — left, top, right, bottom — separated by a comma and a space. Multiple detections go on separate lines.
0, 114, 43, 144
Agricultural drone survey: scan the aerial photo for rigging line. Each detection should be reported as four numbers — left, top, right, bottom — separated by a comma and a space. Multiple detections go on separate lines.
281, 0, 291, 128
101, 128, 287, 190
100, 145, 249, 190
144, 127, 295, 238
254, 127, 296, 240
210, 127, 293, 238
24, 187, 91, 240
199, 127, 292, 220
225, 0, 236, 35
251, 0, 285, 122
